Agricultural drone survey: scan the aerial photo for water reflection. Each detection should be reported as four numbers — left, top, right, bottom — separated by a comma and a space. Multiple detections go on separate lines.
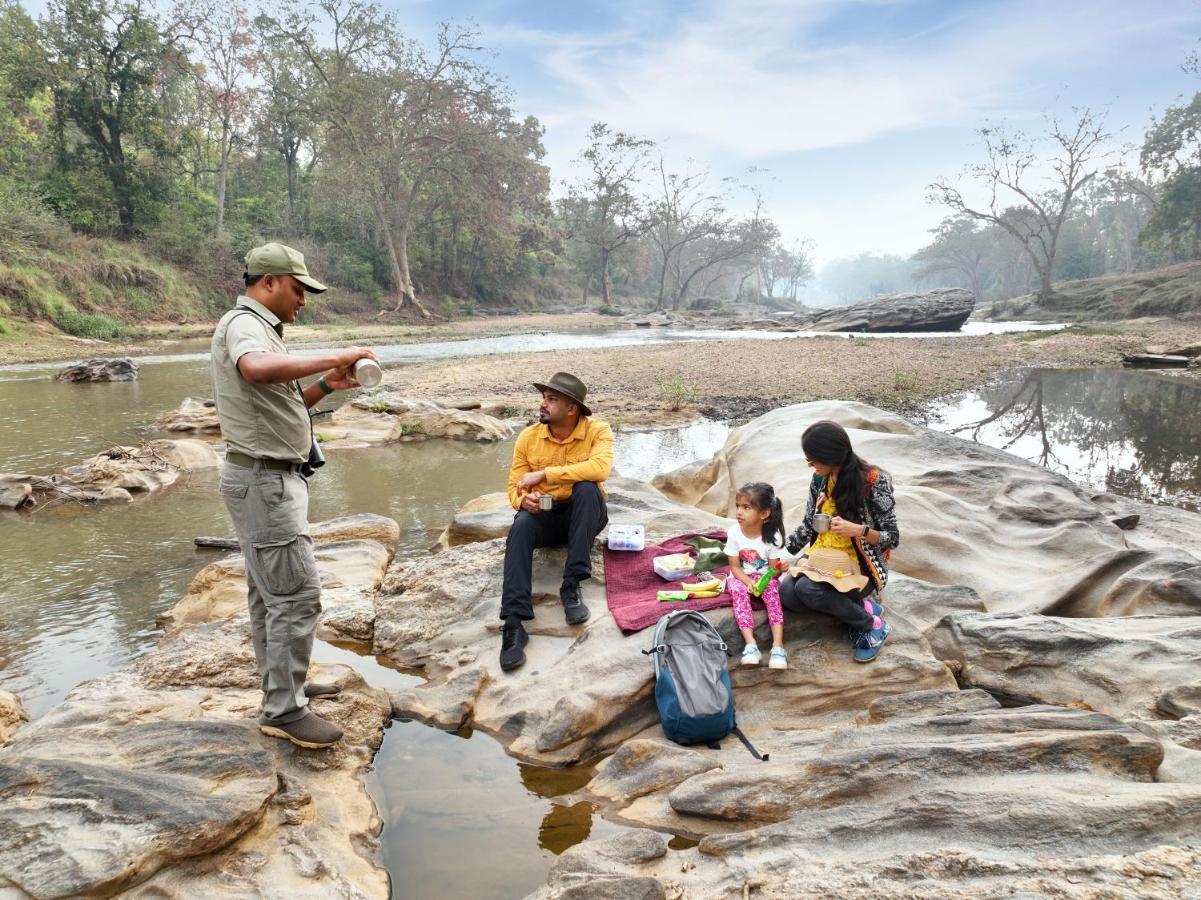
370, 721, 623, 900
930, 368, 1201, 511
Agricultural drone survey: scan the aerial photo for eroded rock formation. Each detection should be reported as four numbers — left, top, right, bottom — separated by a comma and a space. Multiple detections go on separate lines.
798, 288, 975, 333
56, 357, 139, 382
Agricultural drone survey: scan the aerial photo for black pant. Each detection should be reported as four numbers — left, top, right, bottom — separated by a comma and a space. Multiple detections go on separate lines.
778, 574, 876, 631
500, 481, 609, 621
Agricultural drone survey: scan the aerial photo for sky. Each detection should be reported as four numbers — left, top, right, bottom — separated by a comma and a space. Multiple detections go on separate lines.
386, 0, 1201, 266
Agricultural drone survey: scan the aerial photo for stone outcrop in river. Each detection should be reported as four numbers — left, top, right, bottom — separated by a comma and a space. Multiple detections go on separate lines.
55, 357, 139, 382
0, 439, 219, 509
321, 394, 513, 446
798, 287, 975, 333
156, 396, 221, 433
0, 514, 401, 898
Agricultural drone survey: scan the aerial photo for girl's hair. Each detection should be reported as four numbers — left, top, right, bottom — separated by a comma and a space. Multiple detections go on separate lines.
801, 420, 870, 523
735, 481, 786, 548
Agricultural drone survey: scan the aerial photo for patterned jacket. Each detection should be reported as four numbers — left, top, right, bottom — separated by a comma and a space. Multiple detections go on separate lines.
785, 467, 900, 592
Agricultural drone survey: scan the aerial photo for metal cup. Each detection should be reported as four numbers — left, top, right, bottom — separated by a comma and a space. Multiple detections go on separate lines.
538, 494, 554, 511
812, 513, 832, 533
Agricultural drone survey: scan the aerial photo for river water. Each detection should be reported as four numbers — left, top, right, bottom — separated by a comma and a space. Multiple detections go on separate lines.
3, 323, 1101, 899
927, 367, 1201, 513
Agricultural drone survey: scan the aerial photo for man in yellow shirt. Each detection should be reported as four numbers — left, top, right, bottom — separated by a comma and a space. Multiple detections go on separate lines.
500, 372, 613, 671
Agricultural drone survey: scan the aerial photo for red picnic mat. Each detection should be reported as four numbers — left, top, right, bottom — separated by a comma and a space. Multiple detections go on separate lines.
603, 529, 769, 633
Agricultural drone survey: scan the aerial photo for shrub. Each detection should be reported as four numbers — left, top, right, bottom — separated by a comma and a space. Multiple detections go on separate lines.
892, 369, 919, 392
53, 310, 129, 340
657, 375, 699, 411
597, 302, 621, 316
0, 317, 10, 335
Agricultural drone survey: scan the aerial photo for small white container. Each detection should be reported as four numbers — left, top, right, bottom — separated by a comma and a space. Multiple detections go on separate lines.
607, 523, 645, 552
653, 552, 696, 581
353, 358, 382, 388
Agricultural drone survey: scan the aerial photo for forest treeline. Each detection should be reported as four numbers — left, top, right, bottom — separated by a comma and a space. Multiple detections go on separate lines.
1, 0, 1200, 333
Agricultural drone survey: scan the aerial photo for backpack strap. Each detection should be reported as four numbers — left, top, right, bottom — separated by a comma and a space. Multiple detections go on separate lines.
731, 726, 770, 762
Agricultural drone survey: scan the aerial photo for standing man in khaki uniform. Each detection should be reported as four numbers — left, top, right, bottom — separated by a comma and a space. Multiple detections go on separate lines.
211, 242, 378, 748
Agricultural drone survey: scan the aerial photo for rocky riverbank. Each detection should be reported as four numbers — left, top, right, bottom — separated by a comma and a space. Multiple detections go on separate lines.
3, 401, 1200, 897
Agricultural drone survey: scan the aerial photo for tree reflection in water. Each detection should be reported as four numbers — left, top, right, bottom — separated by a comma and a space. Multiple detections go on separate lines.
938, 369, 1201, 512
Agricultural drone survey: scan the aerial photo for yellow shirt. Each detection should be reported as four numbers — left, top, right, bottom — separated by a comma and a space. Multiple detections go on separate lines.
507, 417, 614, 509
813, 480, 855, 554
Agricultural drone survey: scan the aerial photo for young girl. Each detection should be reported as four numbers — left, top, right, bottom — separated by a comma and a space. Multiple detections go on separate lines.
724, 482, 788, 669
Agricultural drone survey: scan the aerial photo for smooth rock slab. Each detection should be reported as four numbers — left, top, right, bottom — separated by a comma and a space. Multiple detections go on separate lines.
0, 720, 276, 898
0, 613, 392, 899
160, 514, 400, 632
56, 357, 139, 382
929, 612, 1201, 720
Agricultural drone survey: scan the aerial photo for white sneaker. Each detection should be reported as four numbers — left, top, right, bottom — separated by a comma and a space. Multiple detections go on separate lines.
741, 644, 762, 666
768, 647, 788, 670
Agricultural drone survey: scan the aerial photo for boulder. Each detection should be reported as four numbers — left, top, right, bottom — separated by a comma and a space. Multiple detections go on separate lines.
928, 612, 1201, 720
434, 491, 514, 549
536, 689, 1201, 898
0, 614, 391, 898
0, 692, 27, 745
799, 288, 975, 333
160, 514, 400, 632
663, 401, 1201, 618
4, 439, 221, 510
55, 357, 139, 382
316, 394, 513, 447
0, 475, 33, 510
157, 396, 221, 433
374, 492, 954, 766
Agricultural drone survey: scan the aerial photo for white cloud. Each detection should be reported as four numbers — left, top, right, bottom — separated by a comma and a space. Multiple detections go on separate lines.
476, 0, 1201, 259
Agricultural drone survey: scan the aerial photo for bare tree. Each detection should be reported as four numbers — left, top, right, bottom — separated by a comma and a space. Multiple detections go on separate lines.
182, 0, 257, 239
646, 156, 730, 311
927, 108, 1112, 302
562, 123, 654, 307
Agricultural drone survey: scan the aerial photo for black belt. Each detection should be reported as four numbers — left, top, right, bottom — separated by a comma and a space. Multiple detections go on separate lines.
226, 451, 300, 471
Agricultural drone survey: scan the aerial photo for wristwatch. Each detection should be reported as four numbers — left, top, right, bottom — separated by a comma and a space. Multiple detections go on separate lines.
317, 376, 334, 395
861, 524, 869, 538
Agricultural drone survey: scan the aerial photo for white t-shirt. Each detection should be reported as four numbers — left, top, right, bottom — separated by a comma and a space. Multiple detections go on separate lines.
723, 524, 785, 577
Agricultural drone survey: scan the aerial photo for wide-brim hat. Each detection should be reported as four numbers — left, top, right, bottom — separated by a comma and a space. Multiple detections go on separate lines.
532, 372, 591, 417
792, 547, 869, 593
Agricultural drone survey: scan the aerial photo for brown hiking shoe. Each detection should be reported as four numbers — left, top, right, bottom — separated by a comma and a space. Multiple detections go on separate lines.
304, 682, 342, 699
260, 713, 343, 748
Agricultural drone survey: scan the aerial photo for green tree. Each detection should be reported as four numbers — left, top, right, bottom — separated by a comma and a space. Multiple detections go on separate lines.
1141, 92, 1201, 256
41, 0, 187, 234
562, 122, 655, 307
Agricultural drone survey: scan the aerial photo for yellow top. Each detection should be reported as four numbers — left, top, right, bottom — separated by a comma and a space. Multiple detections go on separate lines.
507, 416, 614, 509
813, 478, 855, 554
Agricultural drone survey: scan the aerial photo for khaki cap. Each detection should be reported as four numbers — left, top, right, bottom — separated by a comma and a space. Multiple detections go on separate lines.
244, 242, 327, 293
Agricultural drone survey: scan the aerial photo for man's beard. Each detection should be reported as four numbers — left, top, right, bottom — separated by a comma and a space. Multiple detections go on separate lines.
538, 412, 550, 424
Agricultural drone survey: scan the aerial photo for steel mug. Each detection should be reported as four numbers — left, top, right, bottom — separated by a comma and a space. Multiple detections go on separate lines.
812, 513, 832, 533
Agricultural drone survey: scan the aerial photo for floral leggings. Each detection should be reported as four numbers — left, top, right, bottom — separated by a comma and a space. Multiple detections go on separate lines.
727, 576, 784, 630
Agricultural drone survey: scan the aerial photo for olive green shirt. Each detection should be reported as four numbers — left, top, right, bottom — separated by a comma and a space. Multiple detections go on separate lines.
210, 296, 311, 463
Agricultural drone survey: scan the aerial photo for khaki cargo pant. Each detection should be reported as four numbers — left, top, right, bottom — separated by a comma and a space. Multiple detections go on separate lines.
219, 460, 321, 725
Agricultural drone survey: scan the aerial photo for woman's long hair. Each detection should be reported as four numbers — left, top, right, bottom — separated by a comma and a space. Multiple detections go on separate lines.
801, 420, 869, 523
735, 482, 786, 548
